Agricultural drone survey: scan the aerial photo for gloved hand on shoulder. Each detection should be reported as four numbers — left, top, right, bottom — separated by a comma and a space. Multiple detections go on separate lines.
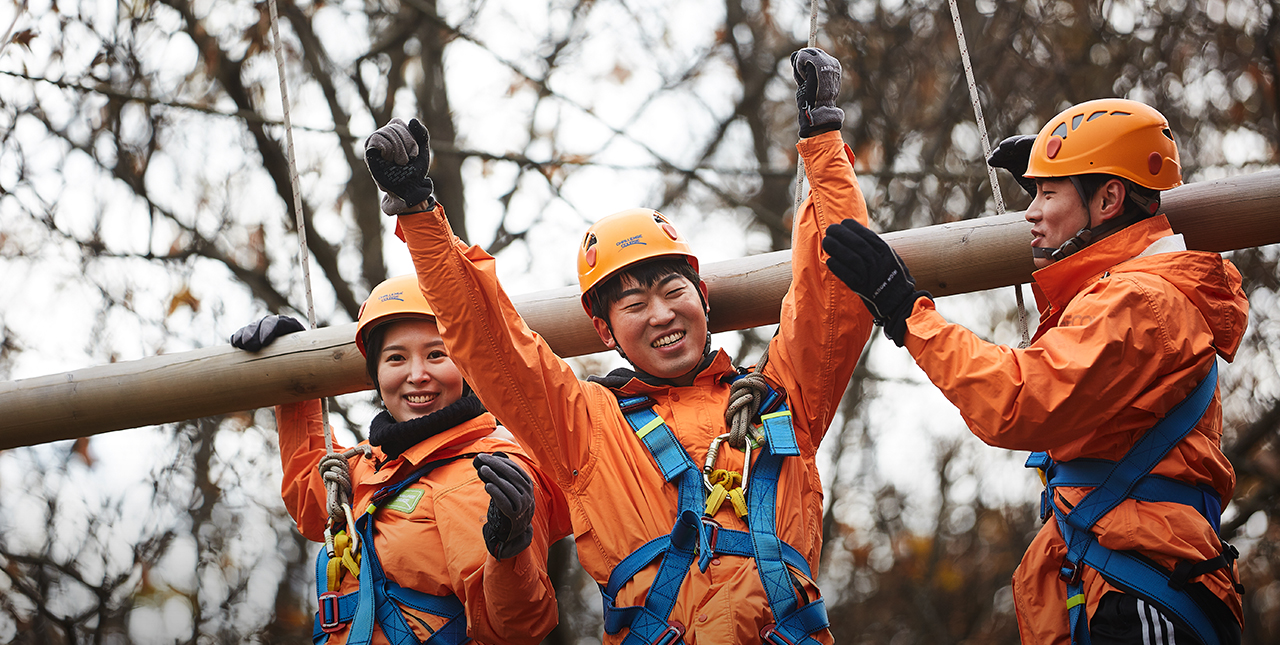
822, 219, 931, 347
987, 134, 1038, 196
791, 48, 844, 138
364, 118, 436, 215
473, 452, 536, 560
229, 314, 306, 352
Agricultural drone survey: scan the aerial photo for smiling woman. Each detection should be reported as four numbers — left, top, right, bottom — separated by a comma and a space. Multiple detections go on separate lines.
372, 319, 465, 422
355, 278, 466, 424
231, 274, 572, 645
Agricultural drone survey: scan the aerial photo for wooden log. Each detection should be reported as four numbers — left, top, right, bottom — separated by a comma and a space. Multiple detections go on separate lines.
0, 170, 1276, 449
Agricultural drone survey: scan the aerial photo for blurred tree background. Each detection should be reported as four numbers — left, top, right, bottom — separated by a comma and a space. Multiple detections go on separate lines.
0, 0, 1277, 642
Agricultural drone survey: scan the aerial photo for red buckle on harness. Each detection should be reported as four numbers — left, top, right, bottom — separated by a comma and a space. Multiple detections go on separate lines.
1058, 559, 1082, 585
319, 591, 344, 634
701, 516, 721, 555
650, 620, 685, 645
761, 622, 796, 645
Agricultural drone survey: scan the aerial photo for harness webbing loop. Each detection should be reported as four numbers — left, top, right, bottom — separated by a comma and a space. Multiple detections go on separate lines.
1027, 362, 1236, 645
313, 455, 474, 645
606, 380, 827, 645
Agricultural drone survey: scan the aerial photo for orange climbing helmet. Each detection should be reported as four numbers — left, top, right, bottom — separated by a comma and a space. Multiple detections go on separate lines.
355, 274, 435, 358
576, 208, 699, 313
1025, 98, 1182, 191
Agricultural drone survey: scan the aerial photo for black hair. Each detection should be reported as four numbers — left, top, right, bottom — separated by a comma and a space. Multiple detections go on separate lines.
586, 256, 701, 323
1075, 173, 1162, 221
364, 323, 390, 390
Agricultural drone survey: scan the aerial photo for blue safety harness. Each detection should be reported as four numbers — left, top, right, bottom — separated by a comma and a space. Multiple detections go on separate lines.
1025, 362, 1241, 645
605, 378, 830, 645
313, 455, 474, 645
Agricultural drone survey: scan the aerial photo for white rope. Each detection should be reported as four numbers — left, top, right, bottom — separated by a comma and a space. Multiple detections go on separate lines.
729, 0, 821, 451
266, 0, 353, 534
946, 0, 1031, 348
790, 0, 821, 235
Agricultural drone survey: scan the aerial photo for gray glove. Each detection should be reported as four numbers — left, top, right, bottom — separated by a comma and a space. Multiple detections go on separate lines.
791, 48, 844, 138
473, 452, 536, 560
229, 314, 306, 352
364, 118, 436, 215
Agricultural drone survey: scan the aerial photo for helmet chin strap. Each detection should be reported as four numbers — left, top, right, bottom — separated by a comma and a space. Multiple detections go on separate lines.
1034, 177, 1161, 264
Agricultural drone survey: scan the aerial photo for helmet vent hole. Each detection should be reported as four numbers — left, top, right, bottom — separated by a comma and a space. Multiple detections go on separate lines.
1072, 114, 1083, 129
583, 232, 597, 251
1052, 123, 1069, 139
1088, 111, 1106, 121
1162, 128, 1174, 141
1112, 111, 1131, 116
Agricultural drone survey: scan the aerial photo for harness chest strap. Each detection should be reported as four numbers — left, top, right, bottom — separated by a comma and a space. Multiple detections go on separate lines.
314, 455, 474, 645
1025, 362, 1239, 645
608, 388, 828, 645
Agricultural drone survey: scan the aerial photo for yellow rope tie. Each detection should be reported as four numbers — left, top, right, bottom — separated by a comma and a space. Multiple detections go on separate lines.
727, 488, 749, 518
326, 530, 361, 590
704, 469, 749, 518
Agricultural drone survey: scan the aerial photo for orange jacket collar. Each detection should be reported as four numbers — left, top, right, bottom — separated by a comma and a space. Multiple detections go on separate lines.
611, 349, 737, 395
1032, 215, 1176, 315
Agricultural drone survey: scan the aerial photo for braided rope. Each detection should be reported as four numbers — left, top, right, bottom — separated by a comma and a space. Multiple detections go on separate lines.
266, 0, 353, 530
946, 0, 1031, 348
319, 446, 372, 516
726, 345, 772, 450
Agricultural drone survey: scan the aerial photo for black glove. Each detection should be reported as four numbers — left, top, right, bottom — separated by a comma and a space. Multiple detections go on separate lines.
473, 452, 535, 560
791, 48, 844, 138
364, 118, 436, 215
823, 220, 931, 347
229, 314, 306, 352
987, 134, 1038, 196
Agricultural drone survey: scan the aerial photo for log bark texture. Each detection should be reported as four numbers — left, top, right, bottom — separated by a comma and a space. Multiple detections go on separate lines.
1, 170, 1276, 449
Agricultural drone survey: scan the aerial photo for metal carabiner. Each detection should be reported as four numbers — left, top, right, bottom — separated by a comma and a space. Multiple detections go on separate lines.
342, 503, 359, 556
323, 502, 361, 558
702, 433, 730, 492
702, 432, 754, 496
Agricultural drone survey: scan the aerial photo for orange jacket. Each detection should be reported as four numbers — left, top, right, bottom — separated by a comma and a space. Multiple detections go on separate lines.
395, 130, 874, 644
903, 215, 1248, 643
277, 399, 572, 645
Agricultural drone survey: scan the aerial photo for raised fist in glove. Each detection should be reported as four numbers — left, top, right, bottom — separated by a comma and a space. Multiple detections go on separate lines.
791, 48, 844, 138
473, 452, 536, 560
229, 314, 306, 352
823, 220, 931, 347
987, 134, 1038, 196
364, 117, 436, 215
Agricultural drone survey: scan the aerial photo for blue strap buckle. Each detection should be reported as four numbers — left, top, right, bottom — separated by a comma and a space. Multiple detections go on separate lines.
319, 591, 344, 634
1059, 558, 1083, 585
1039, 489, 1054, 522
649, 620, 685, 645
761, 622, 797, 645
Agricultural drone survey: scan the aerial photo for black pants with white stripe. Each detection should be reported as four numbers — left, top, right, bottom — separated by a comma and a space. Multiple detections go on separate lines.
1089, 591, 1241, 645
